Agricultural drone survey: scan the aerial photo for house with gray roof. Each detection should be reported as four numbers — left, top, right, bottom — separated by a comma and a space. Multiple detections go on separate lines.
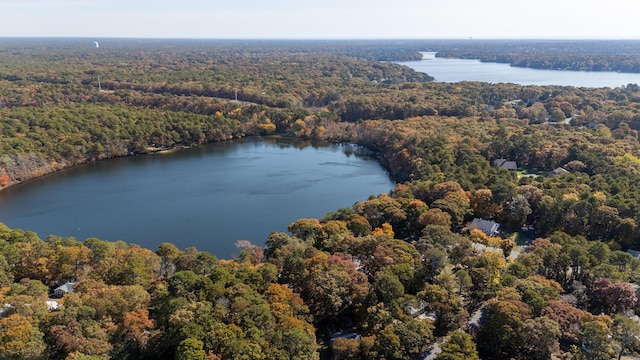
53, 282, 75, 297
551, 167, 570, 175
626, 249, 640, 260
493, 158, 517, 170
469, 218, 500, 237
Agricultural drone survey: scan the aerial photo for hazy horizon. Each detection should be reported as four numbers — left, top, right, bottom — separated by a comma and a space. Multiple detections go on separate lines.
2, 0, 639, 40
1, 36, 639, 41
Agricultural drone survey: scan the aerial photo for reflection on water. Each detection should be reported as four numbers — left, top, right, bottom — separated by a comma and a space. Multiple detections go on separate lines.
0, 137, 394, 259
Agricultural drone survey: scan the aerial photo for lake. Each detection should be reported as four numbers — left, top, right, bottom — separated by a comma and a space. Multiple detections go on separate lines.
0, 137, 394, 259
397, 52, 640, 87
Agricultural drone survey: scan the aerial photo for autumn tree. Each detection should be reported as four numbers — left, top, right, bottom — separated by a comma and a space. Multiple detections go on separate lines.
122, 308, 154, 349
419, 284, 468, 336
582, 318, 615, 360
370, 320, 433, 360
288, 218, 324, 242
344, 214, 372, 237
516, 275, 562, 315
374, 271, 405, 305
431, 190, 471, 228
504, 196, 532, 228
612, 314, 640, 360
421, 247, 448, 282
418, 208, 452, 228
156, 242, 181, 278
541, 300, 586, 344
429, 181, 464, 204
263, 283, 317, 359
353, 194, 407, 232
590, 278, 638, 315
331, 337, 361, 359
436, 331, 480, 360
469, 188, 500, 219
97, 244, 161, 287
176, 338, 206, 360
0, 313, 46, 360
0, 255, 13, 287
301, 252, 369, 323
519, 316, 561, 360
476, 300, 531, 359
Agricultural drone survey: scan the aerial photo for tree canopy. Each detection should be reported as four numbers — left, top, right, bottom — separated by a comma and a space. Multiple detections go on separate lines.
3, 38, 640, 359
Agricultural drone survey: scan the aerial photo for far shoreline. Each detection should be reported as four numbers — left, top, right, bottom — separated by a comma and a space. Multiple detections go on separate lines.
0, 134, 396, 195
0, 138, 238, 193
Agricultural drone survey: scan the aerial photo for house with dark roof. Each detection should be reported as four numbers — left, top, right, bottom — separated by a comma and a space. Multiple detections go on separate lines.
0, 303, 13, 318
469, 218, 500, 237
493, 158, 517, 170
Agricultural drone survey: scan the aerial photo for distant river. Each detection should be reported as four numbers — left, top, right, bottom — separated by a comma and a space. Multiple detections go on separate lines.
0, 137, 394, 259
397, 52, 640, 87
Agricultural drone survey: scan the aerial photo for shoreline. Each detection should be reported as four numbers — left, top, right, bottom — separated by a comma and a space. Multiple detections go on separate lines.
0, 136, 395, 258
0, 134, 399, 195
0, 134, 314, 194
0, 143, 211, 193
146, 145, 192, 155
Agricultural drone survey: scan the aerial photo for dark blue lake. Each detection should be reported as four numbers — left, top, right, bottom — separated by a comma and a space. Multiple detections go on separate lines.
0, 137, 394, 259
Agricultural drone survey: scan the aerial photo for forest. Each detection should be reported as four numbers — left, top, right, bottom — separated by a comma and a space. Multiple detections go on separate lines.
429, 39, 640, 73
2, 38, 640, 359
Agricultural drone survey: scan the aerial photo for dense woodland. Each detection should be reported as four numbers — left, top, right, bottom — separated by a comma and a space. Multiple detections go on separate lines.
3, 39, 640, 359
431, 40, 640, 73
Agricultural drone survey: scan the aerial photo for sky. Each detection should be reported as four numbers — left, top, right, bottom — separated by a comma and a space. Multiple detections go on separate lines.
1, 0, 640, 39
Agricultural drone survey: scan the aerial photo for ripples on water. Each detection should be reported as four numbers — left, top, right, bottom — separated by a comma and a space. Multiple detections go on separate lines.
0, 137, 394, 259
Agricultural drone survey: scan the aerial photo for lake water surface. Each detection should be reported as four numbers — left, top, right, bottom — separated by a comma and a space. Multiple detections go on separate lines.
0, 137, 394, 258
397, 52, 640, 87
